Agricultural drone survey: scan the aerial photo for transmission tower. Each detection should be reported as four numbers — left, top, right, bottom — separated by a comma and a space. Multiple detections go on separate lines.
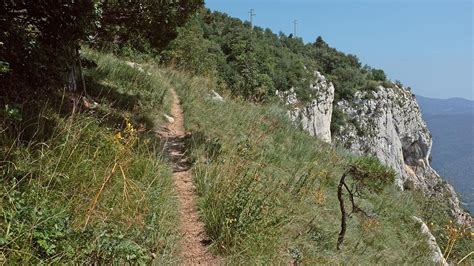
249, 9, 256, 28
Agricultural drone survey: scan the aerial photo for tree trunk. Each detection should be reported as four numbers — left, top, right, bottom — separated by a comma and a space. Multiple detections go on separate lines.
337, 173, 347, 250
76, 45, 88, 97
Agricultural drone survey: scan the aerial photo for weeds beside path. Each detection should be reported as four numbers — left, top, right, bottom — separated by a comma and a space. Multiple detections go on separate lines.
157, 89, 220, 265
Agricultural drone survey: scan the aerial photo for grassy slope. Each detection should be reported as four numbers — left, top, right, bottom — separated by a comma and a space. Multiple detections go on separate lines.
0, 49, 179, 264
169, 74, 431, 264
1, 50, 471, 264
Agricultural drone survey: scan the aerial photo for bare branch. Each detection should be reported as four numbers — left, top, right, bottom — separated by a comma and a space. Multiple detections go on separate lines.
337, 173, 347, 250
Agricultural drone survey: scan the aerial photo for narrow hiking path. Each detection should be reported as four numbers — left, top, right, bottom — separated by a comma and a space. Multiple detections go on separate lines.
158, 89, 220, 265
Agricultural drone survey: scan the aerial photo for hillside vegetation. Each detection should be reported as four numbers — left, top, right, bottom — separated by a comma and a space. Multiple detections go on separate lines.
161, 10, 406, 133
1, 2, 472, 264
2, 48, 472, 264
1, 50, 180, 263
163, 11, 396, 103
169, 70, 472, 264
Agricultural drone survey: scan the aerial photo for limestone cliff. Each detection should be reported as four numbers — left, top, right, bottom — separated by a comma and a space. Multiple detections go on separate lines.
334, 85, 432, 190
277, 71, 334, 143
333, 85, 472, 225
280, 73, 472, 226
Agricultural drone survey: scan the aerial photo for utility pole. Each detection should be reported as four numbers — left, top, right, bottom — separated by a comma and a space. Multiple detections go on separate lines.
249, 9, 256, 28
293, 20, 298, 37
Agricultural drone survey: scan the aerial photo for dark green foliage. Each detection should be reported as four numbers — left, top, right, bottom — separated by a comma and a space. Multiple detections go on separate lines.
330, 106, 347, 134
161, 16, 219, 76
97, 0, 204, 53
349, 156, 396, 193
0, 1, 96, 94
0, 61, 10, 73
395, 80, 404, 88
1, 0, 204, 103
164, 10, 393, 106
370, 69, 387, 81
163, 10, 314, 102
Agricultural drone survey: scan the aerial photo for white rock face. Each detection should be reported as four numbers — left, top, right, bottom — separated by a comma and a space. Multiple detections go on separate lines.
334, 85, 434, 189
412, 216, 448, 266
277, 71, 334, 143
333, 85, 472, 226
279, 71, 471, 226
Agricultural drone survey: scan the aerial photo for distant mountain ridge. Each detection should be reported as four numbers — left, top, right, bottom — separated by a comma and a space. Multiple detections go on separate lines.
416, 95, 474, 115
416, 95, 474, 213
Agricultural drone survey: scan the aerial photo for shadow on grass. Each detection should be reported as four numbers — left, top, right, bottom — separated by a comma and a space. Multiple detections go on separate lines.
0, 60, 154, 146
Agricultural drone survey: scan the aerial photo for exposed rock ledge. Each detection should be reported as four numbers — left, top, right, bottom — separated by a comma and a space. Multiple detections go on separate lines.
412, 216, 448, 266
277, 71, 334, 143
333, 85, 472, 226
279, 71, 472, 227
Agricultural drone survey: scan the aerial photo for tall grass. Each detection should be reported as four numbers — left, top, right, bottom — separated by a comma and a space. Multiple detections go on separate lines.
0, 50, 179, 263
82, 47, 175, 128
168, 72, 472, 264
1, 49, 471, 264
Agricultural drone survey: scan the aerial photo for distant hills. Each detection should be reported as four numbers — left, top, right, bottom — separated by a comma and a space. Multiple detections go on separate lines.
416, 95, 474, 213
416, 95, 474, 115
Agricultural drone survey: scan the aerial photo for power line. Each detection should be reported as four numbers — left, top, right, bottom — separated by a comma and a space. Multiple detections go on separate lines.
249, 9, 256, 28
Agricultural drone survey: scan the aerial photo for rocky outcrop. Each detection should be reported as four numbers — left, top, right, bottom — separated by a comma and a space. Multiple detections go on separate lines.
333, 85, 434, 190
333, 85, 472, 226
279, 71, 471, 225
277, 71, 334, 143
412, 216, 448, 266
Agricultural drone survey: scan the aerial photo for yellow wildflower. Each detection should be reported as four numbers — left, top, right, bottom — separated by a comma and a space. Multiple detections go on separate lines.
114, 132, 123, 141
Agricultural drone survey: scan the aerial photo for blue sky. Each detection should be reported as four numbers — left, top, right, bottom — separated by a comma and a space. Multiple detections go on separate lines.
205, 0, 473, 100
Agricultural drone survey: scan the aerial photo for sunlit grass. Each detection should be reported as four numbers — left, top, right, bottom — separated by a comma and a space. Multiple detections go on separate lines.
1, 49, 471, 264
0, 50, 179, 264
170, 71, 472, 264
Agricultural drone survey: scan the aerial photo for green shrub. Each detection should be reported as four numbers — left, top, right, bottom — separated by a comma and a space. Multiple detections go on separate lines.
365, 80, 380, 91
330, 106, 347, 134
350, 156, 396, 193
0, 61, 10, 74
371, 69, 387, 81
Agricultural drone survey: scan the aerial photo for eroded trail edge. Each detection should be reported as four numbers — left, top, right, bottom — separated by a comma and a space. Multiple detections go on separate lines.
158, 89, 219, 265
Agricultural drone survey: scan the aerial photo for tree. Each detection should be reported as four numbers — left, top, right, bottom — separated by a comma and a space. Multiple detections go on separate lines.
314, 36, 328, 48
0, 1, 97, 95
163, 16, 219, 75
336, 157, 395, 250
97, 0, 204, 52
371, 69, 386, 81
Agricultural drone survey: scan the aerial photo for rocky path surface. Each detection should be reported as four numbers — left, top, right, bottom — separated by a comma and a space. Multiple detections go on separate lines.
157, 89, 220, 265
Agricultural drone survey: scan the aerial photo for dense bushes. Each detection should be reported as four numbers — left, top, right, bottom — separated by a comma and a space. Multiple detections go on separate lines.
96, 0, 204, 53
163, 10, 393, 104
0, 1, 97, 95
0, 1, 204, 102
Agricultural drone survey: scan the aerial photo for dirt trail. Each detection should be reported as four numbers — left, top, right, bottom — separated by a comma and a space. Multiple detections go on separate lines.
158, 89, 220, 265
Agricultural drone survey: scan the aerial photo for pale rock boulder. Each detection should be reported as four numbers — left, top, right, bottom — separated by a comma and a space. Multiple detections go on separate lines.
210, 90, 225, 102
277, 71, 334, 143
164, 114, 175, 123
412, 216, 448, 266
